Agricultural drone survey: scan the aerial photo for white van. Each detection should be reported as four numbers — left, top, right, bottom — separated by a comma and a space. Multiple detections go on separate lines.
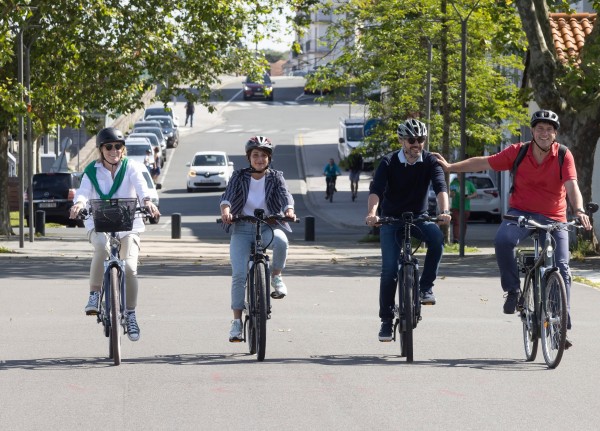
338, 117, 365, 160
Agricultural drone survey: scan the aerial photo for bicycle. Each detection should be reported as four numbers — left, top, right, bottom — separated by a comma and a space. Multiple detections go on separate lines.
218, 209, 299, 361
79, 198, 147, 366
378, 212, 439, 362
325, 175, 338, 203
506, 202, 598, 369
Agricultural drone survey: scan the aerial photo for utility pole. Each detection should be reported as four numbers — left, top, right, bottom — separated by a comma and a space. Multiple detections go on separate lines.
451, 0, 481, 257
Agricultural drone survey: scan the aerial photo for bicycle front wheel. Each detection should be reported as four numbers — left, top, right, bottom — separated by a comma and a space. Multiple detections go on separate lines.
541, 271, 567, 368
109, 267, 122, 366
521, 276, 538, 362
255, 261, 268, 361
399, 265, 414, 362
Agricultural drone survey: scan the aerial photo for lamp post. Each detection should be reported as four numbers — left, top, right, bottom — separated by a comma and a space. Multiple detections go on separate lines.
450, 0, 481, 257
17, 29, 25, 248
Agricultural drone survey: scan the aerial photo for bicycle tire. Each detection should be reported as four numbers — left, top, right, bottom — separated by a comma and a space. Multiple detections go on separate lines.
255, 261, 268, 361
541, 271, 567, 368
401, 264, 415, 362
109, 266, 122, 366
520, 275, 538, 361
328, 182, 334, 203
246, 269, 256, 355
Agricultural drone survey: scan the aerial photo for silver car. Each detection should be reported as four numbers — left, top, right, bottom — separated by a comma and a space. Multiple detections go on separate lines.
449, 173, 501, 223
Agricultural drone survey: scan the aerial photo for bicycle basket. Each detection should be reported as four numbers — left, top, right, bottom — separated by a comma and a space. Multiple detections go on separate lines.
89, 198, 138, 232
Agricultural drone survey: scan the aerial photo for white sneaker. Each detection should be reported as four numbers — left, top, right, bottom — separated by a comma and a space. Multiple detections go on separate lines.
229, 319, 243, 342
125, 311, 140, 342
85, 291, 100, 315
271, 275, 287, 299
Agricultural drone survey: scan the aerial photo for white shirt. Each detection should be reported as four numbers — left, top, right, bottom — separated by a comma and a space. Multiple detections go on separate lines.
74, 158, 150, 233
243, 176, 266, 216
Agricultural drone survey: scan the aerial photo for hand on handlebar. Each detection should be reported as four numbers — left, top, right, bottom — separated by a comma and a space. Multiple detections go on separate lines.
69, 202, 85, 219
577, 212, 592, 230
365, 215, 379, 226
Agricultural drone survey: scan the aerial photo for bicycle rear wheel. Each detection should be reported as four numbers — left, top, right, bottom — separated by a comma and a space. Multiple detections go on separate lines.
399, 265, 414, 362
541, 271, 567, 368
255, 261, 268, 361
520, 276, 538, 361
109, 267, 122, 366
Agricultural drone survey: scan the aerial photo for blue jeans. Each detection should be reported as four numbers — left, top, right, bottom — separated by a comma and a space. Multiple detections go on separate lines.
379, 221, 444, 320
494, 208, 571, 324
229, 222, 289, 311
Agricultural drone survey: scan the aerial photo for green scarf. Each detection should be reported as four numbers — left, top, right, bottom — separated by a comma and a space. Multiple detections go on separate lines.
83, 158, 129, 200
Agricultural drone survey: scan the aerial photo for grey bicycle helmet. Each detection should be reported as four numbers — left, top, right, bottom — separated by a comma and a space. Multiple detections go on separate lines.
530, 110, 560, 130
96, 127, 126, 148
245, 135, 273, 156
397, 119, 428, 138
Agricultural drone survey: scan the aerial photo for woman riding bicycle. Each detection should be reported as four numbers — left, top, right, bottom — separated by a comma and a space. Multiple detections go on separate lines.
219, 136, 296, 342
69, 127, 160, 342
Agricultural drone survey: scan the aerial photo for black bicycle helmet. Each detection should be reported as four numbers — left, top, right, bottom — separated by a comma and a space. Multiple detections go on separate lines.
397, 118, 428, 138
530, 110, 560, 130
96, 127, 126, 148
245, 135, 273, 156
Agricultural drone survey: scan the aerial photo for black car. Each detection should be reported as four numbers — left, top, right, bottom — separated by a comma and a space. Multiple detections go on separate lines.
25, 172, 83, 227
242, 74, 274, 101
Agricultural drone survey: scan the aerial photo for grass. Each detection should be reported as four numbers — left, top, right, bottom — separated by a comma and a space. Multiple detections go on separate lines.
0, 246, 11, 253
570, 236, 597, 261
573, 276, 600, 289
10, 211, 62, 228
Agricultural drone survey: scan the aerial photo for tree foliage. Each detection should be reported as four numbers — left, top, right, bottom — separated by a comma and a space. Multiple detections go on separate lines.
314, 0, 528, 159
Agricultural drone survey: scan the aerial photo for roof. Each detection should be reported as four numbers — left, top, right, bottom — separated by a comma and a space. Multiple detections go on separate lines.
549, 13, 596, 63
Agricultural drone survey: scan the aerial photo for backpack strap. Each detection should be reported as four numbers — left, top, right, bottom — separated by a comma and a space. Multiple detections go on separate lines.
509, 142, 530, 193
557, 144, 567, 181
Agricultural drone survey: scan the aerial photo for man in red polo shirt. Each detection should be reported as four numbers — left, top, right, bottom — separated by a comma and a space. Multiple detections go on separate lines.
433, 110, 592, 347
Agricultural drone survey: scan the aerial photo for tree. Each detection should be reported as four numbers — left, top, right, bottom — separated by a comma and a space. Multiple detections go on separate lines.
515, 0, 600, 209
314, 0, 527, 161
0, 0, 314, 236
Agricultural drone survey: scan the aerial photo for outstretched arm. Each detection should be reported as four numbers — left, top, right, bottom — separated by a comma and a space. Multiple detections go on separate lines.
432, 153, 492, 173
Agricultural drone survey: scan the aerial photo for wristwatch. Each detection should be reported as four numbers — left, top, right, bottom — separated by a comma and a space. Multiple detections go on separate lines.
442, 210, 451, 215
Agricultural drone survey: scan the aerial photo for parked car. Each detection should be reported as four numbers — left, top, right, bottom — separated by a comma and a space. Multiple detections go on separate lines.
131, 126, 167, 154
127, 133, 165, 166
186, 151, 234, 192
125, 142, 154, 171
242, 74, 274, 101
448, 173, 501, 223
25, 172, 83, 227
144, 104, 180, 127
141, 170, 161, 224
146, 115, 179, 148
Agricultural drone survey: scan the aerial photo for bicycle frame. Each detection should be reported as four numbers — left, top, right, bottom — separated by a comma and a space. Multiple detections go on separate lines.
246, 210, 272, 322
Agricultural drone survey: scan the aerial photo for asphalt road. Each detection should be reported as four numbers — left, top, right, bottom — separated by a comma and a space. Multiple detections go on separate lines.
2, 76, 600, 430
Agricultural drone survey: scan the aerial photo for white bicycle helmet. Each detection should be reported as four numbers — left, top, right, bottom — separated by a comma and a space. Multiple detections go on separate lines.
245, 135, 273, 156
530, 110, 560, 130
397, 119, 428, 138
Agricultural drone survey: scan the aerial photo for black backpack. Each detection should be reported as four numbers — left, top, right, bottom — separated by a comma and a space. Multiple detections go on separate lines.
510, 142, 567, 193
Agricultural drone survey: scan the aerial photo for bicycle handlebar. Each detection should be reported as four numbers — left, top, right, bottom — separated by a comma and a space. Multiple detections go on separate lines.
503, 214, 581, 231
377, 213, 440, 226
76, 206, 150, 220
216, 214, 301, 224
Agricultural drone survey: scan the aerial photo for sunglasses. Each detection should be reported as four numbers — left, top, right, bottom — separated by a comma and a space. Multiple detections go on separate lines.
103, 143, 124, 151
407, 137, 426, 145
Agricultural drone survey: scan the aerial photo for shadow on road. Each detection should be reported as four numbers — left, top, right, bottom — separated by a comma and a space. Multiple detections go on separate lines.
0, 353, 546, 371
